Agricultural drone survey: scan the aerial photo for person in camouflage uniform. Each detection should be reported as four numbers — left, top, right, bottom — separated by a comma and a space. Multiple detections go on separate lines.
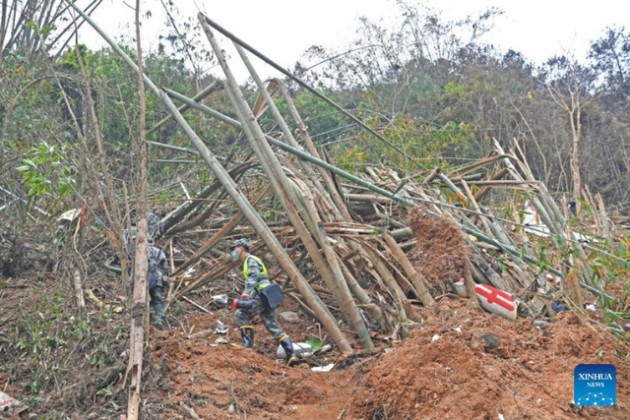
124, 213, 170, 329
229, 238, 297, 366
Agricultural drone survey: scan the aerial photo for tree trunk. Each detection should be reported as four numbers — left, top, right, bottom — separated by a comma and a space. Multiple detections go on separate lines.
127, 2, 149, 418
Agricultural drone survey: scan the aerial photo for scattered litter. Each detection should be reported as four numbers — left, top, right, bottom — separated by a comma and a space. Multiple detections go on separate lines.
475, 284, 518, 320
452, 326, 462, 334
533, 320, 549, 329
311, 363, 335, 372
537, 398, 542, 404
277, 342, 312, 358
0, 390, 26, 415
214, 320, 229, 334
584, 301, 596, 311
280, 311, 299, 323
552, 301, 568, 312
119, 349, 130, 358
431, 334, 441, 343
183, 267, 196, 279
498, 414, 505, 420
383, 347, 396, 353
214, 338, 229, 344
316, 344, 333, 354
445, 366, 454, 374
452, 278, 467, 297
211, 294, 228, 305
228, 403, 235, 413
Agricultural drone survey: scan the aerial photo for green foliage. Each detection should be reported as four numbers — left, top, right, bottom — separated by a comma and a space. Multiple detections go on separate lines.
331, 108, 477, 174
16, 141, 76, 209
306, 336, 323, 351
59, 44, 91, 70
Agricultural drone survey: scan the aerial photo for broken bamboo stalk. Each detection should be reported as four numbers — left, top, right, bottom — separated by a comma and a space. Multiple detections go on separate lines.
69, 0, 352, 353
237, 48, 336, 221
201, 17, 358, 352
595, 193, 611, 241
338, 258, 392, 333
276, 80, 352, 222
460, 179, 494, 237
173, 186, 271, 277
147, 80, 219, 136
364, 246, 410, 323
73, 268, 86, 309
381, 230, 434, 306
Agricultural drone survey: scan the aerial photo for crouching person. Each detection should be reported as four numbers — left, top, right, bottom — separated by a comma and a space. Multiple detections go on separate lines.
229, 239, 297, 366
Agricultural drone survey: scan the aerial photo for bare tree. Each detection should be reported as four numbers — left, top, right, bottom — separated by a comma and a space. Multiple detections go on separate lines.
127, 0, 149, 418
1, 0, 102, 59
544, 56, 594, 210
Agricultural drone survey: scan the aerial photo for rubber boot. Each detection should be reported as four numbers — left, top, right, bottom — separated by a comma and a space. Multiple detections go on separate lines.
239, 326, 255, 348
279, 336, 298, 367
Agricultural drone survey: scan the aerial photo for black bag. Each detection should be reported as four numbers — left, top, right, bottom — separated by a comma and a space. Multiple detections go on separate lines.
148, 270, 158, 290
259, 283, 285, 309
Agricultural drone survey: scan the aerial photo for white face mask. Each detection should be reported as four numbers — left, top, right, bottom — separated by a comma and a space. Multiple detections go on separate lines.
231, 250, 239, 260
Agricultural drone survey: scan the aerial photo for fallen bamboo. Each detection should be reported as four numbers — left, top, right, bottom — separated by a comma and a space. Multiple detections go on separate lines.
70, 0, 352, 353
201, 16, 355, 352
172, 186, 271, 277
276, 80, 352, 222
381, 230, 434, 306
147, 80, 219, 136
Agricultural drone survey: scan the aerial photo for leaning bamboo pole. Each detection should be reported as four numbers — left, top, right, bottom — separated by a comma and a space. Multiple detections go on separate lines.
198, 14, 420, 166
164, 87, 589, 294
381, 230, 434, 306
276, 80, 353, 222
235, 47, 332, 219
172, 185, 271, 277
65, 1, 351, 354
203, 19, 372, 349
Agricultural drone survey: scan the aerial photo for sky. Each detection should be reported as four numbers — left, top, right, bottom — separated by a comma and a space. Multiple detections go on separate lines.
76, 0, 630, 81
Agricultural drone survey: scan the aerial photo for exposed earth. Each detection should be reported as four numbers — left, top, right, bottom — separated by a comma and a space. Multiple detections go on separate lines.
1, 223, 629, 419
146, 297, 630, 420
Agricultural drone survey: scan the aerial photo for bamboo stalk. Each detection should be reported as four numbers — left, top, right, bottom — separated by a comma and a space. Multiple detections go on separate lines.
338, 258, 392, 333
460, 179, 494, 237
381, 230, 434, 306
67, 0, 351, 353
276, 80, 352, 222
147, 80, 219, 136
364, 246, 410, 323
595, 193, 611, 241
200, 17, 355, 352
173, 186, 271, 277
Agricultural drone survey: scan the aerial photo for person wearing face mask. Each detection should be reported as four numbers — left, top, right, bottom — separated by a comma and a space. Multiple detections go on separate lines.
228, 238, 297, 366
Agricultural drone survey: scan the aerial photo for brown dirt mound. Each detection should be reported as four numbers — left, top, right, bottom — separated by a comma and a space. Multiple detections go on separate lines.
407, 207, 469, 291
348, 298, 630, 420
152, 312, 355, 419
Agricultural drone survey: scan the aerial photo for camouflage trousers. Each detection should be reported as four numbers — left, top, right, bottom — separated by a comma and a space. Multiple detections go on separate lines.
236, 295, 286, 341
149, 286, 165, 327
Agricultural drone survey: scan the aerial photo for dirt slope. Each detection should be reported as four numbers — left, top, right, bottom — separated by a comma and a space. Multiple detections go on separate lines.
148, 298, 629, 420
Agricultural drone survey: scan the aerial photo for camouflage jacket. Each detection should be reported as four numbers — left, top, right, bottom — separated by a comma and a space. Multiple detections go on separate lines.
129, 245, 170, 291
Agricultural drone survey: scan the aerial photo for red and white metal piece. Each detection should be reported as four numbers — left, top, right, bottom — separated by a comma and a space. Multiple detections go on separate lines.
475, 284, 518, 320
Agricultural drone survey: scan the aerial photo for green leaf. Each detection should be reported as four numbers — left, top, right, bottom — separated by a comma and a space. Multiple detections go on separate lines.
306, 337, 322, 351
